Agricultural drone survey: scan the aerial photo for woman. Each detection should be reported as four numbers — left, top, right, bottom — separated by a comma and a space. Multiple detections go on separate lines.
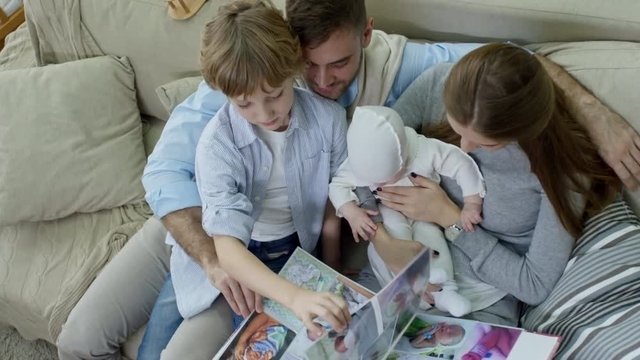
369, 43, 621, 326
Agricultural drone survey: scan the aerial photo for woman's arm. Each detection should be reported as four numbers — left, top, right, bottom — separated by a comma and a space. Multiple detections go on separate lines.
379, 175, 573, 305
392, 63, 452, 130
451, 195, 573, 305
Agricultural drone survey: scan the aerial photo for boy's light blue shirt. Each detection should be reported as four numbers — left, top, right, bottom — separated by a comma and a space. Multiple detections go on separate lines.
142, 41, 480, 218
170, 88, 347, 317
195, 88, 348, 250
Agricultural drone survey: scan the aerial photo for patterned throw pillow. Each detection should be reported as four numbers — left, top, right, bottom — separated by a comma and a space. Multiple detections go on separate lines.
521, 199, 640, 360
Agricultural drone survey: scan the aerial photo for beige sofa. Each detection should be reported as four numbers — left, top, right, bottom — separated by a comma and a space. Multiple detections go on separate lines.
1, 0, 639, 359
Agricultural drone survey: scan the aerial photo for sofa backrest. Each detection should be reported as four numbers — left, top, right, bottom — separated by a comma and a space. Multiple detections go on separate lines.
369, 0, 640, 44
25, 0, 640, 122
25, 0, 286, 121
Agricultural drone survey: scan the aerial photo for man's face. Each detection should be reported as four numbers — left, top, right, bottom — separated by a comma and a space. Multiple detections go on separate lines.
302, 23, 372, 100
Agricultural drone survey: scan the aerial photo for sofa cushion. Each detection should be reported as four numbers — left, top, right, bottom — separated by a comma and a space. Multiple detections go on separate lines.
0, 202, 152, 342
521, 199, 640, 360
0, 55, 146, 226
156, 76, 203, 113
368, 0, 640, 44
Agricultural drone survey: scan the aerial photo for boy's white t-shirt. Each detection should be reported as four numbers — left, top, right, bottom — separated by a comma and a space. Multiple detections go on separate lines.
252, 126, 296, 241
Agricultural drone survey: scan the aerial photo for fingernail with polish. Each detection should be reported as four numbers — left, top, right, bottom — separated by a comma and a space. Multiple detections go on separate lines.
433, 250, 440, 256
410, 172, 417, 178
376, 187, 382, 191
372, 190, 378, 195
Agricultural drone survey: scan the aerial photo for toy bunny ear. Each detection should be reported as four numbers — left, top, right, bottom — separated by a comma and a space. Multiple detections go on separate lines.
167, 0, 208, 20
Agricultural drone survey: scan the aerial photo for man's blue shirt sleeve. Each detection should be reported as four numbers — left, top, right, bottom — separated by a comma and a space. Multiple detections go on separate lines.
142, 81, 227, 218
385, 42, 482, 107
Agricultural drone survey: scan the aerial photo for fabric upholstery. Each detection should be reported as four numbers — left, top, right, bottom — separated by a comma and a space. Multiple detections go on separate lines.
155, 76, 203, 113
24, 0, 285, 120
521, 199, 640, 359
0, 55, 146, 225
368, 0, 640, 43
0, 202, 152, 342
0, 23, 35, 71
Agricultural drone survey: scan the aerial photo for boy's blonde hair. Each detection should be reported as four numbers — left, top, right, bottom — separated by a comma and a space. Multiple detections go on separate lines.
200, 0, 303, 97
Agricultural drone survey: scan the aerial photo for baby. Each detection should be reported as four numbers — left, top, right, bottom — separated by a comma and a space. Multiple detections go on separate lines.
329, 106, 485, 317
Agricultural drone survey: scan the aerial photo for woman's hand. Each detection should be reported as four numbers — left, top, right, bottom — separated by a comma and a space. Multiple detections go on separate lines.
377, 174, 461, 227
288, 288, 351, 338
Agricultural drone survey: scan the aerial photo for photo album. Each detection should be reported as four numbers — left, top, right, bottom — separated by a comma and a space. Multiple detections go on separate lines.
213, 247, 560, 360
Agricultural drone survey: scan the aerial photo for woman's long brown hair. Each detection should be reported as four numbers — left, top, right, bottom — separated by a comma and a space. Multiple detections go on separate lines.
428, 43, 620, 237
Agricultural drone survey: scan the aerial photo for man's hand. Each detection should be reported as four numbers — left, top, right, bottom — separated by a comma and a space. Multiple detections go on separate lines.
207, 265, 262, 317
536, 54, 640, 190
589, 112, 640, 190
340, 202, 378, 242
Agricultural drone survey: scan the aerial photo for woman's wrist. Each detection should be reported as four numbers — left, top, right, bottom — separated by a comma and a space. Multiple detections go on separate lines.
438, 200, 461, 228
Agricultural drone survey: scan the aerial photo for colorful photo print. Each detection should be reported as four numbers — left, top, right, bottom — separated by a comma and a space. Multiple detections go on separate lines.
218, 312, 296, 360
392, 314, 522, 360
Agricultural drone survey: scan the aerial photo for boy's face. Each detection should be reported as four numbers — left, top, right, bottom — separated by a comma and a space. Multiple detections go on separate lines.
302, 21, 373, 100
230, 78, 295, 132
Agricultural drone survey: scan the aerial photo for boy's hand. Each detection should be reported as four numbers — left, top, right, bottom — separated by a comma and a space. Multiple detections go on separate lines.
289, 288, 350, 338
208, 265, 262, 317
461, 195, 483, 232
340, 202, 378, 242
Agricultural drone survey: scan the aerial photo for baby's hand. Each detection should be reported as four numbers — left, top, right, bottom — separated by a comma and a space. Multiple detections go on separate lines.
461, 195, 483, 232
290, 288, 350, 338
340, 202, 378, 242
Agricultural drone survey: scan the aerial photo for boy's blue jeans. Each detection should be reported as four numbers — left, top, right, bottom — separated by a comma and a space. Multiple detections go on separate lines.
137, 233, 300, 360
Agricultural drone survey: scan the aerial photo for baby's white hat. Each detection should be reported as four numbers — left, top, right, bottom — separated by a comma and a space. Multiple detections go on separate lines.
347, 106, 408, 184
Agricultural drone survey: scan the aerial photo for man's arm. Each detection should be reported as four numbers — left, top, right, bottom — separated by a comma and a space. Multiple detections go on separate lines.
142, 81, 224, 262
142, 82, 260, 315
160, 207, 219, 279
537, 55, 640, 190
143, 81, 225, 217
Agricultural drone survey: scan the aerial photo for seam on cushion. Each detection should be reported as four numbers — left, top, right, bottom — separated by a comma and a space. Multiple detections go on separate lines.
450, 0, 640, 25
125, 0, 166, 9
570, 67, 640, 72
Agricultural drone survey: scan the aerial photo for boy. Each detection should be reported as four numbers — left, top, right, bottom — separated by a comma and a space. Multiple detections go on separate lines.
136, 1, 350, 358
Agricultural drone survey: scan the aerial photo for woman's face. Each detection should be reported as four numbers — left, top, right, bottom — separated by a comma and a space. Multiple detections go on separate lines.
446, 113, 507, 152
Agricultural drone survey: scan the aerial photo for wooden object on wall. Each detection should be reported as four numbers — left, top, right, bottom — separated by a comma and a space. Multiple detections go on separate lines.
0, 7, 25, 50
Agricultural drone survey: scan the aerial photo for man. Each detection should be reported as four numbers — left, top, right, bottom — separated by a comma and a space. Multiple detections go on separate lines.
57, 0, 640, 359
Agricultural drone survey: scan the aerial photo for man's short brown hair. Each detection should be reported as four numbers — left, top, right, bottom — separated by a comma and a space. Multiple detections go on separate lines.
286, 0, 367, 48
200, 0, 303, 97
